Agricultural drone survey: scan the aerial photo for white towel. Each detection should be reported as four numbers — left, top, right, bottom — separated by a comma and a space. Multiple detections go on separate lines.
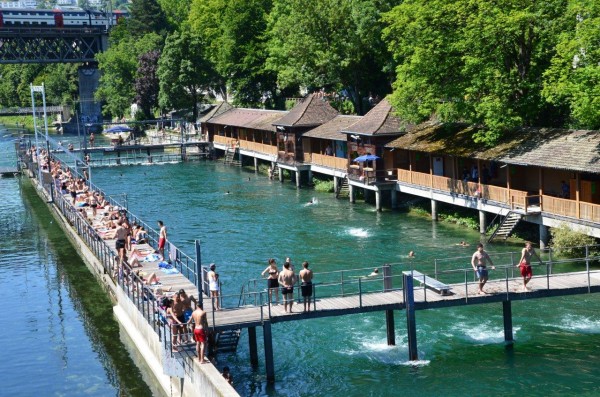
169, 242, 177, 262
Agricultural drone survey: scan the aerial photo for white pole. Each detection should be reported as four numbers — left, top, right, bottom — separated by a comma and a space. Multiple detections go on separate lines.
42, 83, 49, 142
30, 84, 41, 184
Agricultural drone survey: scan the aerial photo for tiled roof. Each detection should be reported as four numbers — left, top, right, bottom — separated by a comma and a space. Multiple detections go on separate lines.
303, 115, 361, 141
199, 102, 233, 123
386, 122, 600, 173
273, 94, 339, 127
209, 108, 287, 131
343, 98, 412, 136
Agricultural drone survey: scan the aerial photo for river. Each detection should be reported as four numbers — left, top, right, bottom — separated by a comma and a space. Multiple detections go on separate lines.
4, 130, 600, 396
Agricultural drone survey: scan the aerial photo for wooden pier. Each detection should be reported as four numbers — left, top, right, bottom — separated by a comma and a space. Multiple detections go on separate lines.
0, 166, 20, 176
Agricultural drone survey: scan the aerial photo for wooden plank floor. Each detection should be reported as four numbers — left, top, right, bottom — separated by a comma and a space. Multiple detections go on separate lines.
206, 271, 600, 331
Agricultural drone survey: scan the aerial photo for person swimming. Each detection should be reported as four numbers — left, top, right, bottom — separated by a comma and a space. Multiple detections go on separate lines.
304, 197, 318, 206
456, 241, 470, 247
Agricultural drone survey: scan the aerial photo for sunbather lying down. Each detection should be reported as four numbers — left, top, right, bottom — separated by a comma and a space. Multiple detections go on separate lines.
136, 270, 172, 288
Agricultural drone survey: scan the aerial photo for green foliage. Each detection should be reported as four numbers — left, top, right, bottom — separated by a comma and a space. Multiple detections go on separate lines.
543, 0, 600, 129
408, 200, 479, 230
266, 0, 396, 114
285, 99, 298, 110
313, 178, 334, 193
329, 99, 356, 115
157, 0, 191, 30
550, 224, 597, 258
158, 31, 216, 120
128, 0, 170, 38
96, 33, 163, 118
383, 0, 569, 145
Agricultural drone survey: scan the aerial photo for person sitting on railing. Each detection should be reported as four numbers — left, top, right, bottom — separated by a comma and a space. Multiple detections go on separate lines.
135, 226, 149, 245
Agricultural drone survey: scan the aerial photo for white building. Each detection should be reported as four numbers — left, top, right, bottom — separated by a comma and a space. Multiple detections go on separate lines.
0, 0, 38, 8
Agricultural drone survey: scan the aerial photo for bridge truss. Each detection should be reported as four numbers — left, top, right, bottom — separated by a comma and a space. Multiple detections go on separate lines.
0, 28, 106, 64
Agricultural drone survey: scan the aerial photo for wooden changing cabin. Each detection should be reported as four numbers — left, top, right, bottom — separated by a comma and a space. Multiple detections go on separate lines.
385, 123, 600, 241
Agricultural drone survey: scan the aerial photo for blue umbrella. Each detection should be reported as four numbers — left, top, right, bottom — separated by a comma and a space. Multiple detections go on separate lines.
353, 154, 380, 162
104, 125, 132, 133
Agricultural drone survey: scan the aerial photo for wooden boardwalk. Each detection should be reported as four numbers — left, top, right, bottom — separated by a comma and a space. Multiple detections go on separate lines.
0, 166, 19, 176
206, 270, 600, 332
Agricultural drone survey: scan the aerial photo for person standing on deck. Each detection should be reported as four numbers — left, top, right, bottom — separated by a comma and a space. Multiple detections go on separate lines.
517, 242, 542, 291
299, 261, 313, 312
471, 243, 495, 294
208, 263, 220, 310
115, 220, 128, 265
278, 261, 297, 313
261, 258, 279, 305
89, 132, 95, 148
191, 300, 209, 363
157, 220, 167, 260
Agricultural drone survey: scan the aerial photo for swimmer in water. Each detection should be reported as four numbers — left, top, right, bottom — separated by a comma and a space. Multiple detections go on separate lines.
408, 251, 415, 258
225, 191, 230, 195
456, 241, 470, 247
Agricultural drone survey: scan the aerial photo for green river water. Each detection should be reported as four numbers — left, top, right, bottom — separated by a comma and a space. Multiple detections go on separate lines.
3, 131, 600, 396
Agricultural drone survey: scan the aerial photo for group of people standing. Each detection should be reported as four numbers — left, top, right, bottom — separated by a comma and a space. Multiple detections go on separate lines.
471, 242, 542, 294
261, 257, 314, 313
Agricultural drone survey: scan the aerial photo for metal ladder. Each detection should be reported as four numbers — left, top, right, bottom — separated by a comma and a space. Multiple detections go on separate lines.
488, 211, 522, 242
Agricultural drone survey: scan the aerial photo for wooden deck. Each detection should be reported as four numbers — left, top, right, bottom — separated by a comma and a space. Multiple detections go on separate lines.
0, 166, 19, 176
206, 270, 600, 331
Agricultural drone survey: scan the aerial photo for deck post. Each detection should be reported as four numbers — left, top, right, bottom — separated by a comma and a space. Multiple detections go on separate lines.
431, 199, 438, 221
296, 170, 301, 188
479, 210, 486, 234
263, 321, 275, 383
307, 170, 313, 185
333, 176, 339, 193
539, 225, 548, 249
248, 326, 259, 367
116, 150, 121, 165
147, 149, 152, 164
375, 190, 382, 211
254, 157, 259, 172
403, 273, 418, 360
386, 310, 396, 346
502, 300, 514, 346
383, 264, 392, 291
195, 240, 203, 307
391, 189, 398, 209
349, 184, 355, 203
278, 166, 284, 182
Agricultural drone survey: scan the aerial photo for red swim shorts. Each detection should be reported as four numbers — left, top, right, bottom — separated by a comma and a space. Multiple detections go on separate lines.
158, 237, 166, 249
520, 262, 532, 278
194, 328, 206, 343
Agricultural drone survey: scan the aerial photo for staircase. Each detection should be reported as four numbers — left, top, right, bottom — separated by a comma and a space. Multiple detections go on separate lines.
488, 211, 522, 242
336, 177, 349, 198
270, 163, 280, 179
223, 145, 241, 166
214, 328, 242, 354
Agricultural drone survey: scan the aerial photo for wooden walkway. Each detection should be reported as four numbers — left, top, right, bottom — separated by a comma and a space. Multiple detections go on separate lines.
0, 166, 19, 176
206, 270, 600, 332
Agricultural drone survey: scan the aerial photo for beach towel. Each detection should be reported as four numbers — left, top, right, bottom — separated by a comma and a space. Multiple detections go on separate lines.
161, 267, 179, 275
143, 254, 161, 262
169, 242, 177, 262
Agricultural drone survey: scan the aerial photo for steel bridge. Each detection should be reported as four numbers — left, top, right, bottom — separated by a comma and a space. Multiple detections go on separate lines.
0, 27, 107, 64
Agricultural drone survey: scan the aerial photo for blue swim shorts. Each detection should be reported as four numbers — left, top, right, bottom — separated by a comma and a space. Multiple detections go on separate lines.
477, 266, 488, 279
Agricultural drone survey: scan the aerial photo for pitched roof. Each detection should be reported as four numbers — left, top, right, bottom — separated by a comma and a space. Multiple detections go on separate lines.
209, 108, 287, 131
273, 94, 339, 127
303, 115, 362, 141
199, 102, 233, 123
386, 122, 600, 173
343, 97, 412, 136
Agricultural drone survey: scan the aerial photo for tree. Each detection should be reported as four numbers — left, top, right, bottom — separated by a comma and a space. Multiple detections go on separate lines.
266, 0, 397, 114
383, 0, 568, 145
127, 0, 170, 38
543, 0, 600, 129
214, 0, 277, 107
134, 50, 161, 119
158, 31, 217, 120
96, 33, 163, 118
157, 0, 191, 30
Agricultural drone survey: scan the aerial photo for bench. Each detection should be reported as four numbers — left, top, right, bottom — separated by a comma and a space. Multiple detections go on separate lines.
403, 270, 452, 295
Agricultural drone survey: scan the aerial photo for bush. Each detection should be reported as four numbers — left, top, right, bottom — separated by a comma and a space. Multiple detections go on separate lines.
550, 224, 597, 258
313, 178, 334, 192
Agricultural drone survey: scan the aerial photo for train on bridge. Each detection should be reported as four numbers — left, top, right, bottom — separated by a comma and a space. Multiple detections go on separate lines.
0, 8, 126, 28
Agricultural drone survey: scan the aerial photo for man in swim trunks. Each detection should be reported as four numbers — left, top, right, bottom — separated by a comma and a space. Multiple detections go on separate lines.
158, 220, 167, 260
517, 242, 542, 290
191, 301, 209, 363
115, 220, 128, 264
278, 261, 297, 313
299, 261, 313, 312
471, 243, 495, 294
172, 292, 187, 345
